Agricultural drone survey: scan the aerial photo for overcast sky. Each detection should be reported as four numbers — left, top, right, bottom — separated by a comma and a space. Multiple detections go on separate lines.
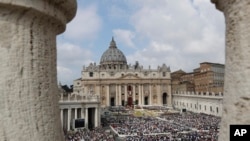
57, 0, 225, 85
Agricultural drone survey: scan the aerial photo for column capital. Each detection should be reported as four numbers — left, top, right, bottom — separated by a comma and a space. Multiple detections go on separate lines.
0, 0, 77, 140
0, 0, 77, 34
211, 0, 248, 14
211, 0, 224, 12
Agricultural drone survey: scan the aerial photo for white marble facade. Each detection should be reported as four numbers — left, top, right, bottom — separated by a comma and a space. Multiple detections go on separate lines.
72, 38, 172, 108
59, 93, 100, 131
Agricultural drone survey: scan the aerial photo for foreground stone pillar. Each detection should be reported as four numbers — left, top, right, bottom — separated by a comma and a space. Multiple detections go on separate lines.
211, 0, 250, 140
0, 1, 76, 141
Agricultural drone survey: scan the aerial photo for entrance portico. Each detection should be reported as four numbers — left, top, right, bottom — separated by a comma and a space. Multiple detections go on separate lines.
59, 94, 101, 131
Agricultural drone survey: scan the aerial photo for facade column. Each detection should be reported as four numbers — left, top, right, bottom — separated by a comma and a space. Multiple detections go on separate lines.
119, 85, 121, 105
106, 85, 109, 106
142, 84, 144, 105
149, 84, 152, 105
116, 85, 118, 106
75, 108, 77, 119
98, 105, 101, 126
138, 84, 141, 105
211, 1, 250, 140
67, 108, 72, 131
133, 85, 136, 104
157, 84, 161, 106
95, 108, 98, 127
60, 109, 63, 128
125, 84, 127, 105
167, 84, 172, 107
85, 108, 88, 129
0, 1, 77, 141
81, 108, 85, 119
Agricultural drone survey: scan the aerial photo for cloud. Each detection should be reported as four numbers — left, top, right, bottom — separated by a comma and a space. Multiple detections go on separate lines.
61, 4, 102, 42
57, 42, 93, 85
56, 0, 225, 85
113, 29, 135, 48
126, 0, 225, 72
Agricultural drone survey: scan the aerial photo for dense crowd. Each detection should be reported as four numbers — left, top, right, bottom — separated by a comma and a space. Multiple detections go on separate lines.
64, 126, 116, 141
109, 112, 220, 141
64, 107, 221, 141
110, 116, 190, 135
160, 113, 220, 131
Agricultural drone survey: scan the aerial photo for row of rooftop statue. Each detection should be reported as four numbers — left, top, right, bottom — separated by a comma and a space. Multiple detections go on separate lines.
84, 61, 171, 71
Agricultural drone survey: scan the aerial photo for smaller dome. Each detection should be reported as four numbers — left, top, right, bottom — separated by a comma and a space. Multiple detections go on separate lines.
100, 37, 127, 66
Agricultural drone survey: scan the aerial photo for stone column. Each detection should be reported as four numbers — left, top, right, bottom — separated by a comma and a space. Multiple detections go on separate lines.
81, 108, 85, 119
60, 109, 63, 128
157, 84, 161, 105
118, 85, 121, 105
95, 108, 98, 127
68, 108, 71, 131
116, 85, 118, 106
85, 108, 88, 129
149, 84, 152, 105
167, 84, 172, 107
211, 0, 250, 140
138, 84, 141, 105
97, 84, 101, 96
133, 85, 136, 104
142, 85, 144, 105
75, 108, 77, 119
125, 85, 128, 105
106, 85, 109, 106
0, 1, 76, 141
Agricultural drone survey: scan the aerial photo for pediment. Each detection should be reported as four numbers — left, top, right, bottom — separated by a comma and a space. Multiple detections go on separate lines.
120, 73, 141, 79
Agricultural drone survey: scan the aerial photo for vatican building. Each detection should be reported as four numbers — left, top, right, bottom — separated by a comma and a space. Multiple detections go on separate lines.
73, 37, 172, 108
59, 38, 224, 133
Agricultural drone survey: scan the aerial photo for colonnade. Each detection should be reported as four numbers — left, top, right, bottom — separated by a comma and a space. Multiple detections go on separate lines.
102, 83, 171, 107
60, 107, 100, 131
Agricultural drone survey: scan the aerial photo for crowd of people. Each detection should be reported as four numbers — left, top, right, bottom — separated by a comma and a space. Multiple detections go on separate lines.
64, 107, 221, 141
108, 112, 220, 141
160, 112, 220, 131
64, 126, 116, 141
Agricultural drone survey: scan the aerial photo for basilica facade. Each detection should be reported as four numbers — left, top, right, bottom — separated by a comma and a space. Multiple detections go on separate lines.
59, 38, 225, 130
73, 38, 172, 108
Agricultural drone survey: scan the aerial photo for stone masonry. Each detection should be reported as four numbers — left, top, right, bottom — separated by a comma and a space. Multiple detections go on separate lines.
0, 0, 76, 141
211, 0, 250, 140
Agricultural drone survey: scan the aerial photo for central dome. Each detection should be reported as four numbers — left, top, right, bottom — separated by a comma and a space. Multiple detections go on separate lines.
100, 37, 127, 70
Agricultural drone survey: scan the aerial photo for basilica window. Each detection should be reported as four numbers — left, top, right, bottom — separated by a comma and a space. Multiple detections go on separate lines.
162, 72, 166, 77
128, 85, 132, 91
135, 100, 138, 105
89, 72, 93, 77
